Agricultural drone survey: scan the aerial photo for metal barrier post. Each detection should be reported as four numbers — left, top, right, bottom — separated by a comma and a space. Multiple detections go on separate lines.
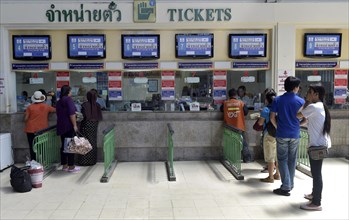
221, 124, 244, 180
33, 125, 61, 178
100, 125, 117, 183
165, 123, 176, 181
296, 127, 311, 177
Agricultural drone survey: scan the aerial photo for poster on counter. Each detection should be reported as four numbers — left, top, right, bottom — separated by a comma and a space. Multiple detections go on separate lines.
277, 69, 290, 94
161, 71, 175, 101
56, 72, 70, 98
213, 70, 227, 102
108, 71, 122, 101
334, 70, 348, 104
0, 77, 4, 95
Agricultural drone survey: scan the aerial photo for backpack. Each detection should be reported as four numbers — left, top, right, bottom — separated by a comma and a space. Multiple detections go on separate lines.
10, 165, 32, 193
265, 106, 277, 137
266, 117, 277, 137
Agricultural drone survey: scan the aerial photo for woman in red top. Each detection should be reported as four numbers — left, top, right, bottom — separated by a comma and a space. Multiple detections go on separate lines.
24, 91, 56, 160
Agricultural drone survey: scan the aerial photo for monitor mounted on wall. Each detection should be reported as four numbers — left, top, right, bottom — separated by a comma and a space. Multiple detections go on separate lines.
229, 33, 267, 59
67, 34, 106, 60
12, 35, 52, 61
304, 33, 342, 58
175, 33, 214, 59
121, 34, 160, 60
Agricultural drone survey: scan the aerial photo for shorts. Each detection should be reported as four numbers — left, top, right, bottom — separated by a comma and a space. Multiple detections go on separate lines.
263, 133, 277, 163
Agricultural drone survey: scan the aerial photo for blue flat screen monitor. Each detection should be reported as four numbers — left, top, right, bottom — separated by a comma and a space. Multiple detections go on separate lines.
122, 34, 160, 60
67, 34, 106, 59
12, 35, 52, 60
304, 33, 342, 58
175, 33, 214, 59
229, 34, 267, 58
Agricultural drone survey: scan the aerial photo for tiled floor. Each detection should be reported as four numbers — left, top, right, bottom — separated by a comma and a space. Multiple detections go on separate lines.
1, 158, 348, 219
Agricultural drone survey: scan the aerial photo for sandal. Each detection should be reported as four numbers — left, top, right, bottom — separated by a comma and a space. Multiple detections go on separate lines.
304, 193, 313, 200
273, 173, 280, 180
68, 166, 81, 173
260, 177, 274, 183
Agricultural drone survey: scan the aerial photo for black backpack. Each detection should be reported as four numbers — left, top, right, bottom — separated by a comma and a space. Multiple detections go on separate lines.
266, 106, 277, 137
10, 165, 32, 193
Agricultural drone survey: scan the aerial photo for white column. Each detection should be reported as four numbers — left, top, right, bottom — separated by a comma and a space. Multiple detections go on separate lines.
0, 26, 16, 113
275, 23, 296, 95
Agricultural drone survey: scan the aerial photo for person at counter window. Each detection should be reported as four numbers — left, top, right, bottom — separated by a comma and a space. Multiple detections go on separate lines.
90, 89, 107, 110
77, 90, 103, 166
56, 85, 80, 173
222, 88, 253, 163
237, 85, 250, 106
24, 91, 56, 161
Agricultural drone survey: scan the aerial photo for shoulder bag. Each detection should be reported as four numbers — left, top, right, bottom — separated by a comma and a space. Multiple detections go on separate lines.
308, 146, 329, 160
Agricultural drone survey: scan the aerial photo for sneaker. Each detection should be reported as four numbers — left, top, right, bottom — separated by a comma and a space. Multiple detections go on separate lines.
68, 166, 81, 173
273, 188, 290, 196
273, 173, 280, 180
300, 203, 322, 211
62, 166, 69, 171
260, 177, 274, 183
304, 193, 313, 201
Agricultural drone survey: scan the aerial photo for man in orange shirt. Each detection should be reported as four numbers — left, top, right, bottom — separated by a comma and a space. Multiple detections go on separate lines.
24, 91, 56, 160
223, 88, 253, 163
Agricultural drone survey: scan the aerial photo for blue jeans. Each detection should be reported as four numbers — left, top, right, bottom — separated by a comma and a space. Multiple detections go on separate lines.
309, 155, 323, 206
276, 138, 299, 191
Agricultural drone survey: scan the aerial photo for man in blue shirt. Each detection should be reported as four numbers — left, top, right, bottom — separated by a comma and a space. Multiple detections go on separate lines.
270, 76, 305, 196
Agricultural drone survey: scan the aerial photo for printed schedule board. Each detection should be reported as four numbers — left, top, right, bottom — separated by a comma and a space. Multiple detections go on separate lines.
13, 35, 51, 60
175, 34, 214, 58
304, 33, 341, 57
67, 35, 106, 59
229, 34, 267, 58
122, 35, 159, 59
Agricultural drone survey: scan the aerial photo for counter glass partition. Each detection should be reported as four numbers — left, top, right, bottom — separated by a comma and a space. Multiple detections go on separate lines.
16, 69, 349, 112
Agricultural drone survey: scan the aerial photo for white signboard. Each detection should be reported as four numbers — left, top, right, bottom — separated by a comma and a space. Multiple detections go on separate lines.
189, 102, 200, 111
131, 103, 142, 112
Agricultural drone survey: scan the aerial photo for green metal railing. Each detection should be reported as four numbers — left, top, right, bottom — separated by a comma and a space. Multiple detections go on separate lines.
165, 123, 176, 181
221, 124, 244, 180
33, 125, 61, 176
297, 127, 311, 177
100, 125, 117, 183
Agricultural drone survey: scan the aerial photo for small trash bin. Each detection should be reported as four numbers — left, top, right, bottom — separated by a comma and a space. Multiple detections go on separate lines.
28, 167, 44, 188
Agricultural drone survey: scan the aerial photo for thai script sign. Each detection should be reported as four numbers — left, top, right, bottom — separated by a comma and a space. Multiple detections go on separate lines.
46, 2, 121, 23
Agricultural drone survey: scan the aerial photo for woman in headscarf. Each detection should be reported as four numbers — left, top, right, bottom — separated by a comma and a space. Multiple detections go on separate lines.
77, 90, 103, 166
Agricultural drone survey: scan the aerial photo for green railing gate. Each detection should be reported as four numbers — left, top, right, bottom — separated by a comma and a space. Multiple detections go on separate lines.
100, 125, 117, 183
221, 124, 244, 180
297, 127, 311, 177
165, 123, 176, 181
33, 125, 61, 178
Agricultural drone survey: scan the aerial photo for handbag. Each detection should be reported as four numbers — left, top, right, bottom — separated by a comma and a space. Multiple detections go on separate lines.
308, 146, 329, 160
253, 120, 263, 131
65, 133, 92, 155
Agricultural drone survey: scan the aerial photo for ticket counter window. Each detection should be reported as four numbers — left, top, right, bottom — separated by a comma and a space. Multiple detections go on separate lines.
296, 70, 349, 109
15, 71, 56, 112
226, 70, 267, 110
112, 71, 162, 111
175, 70, 213, 111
